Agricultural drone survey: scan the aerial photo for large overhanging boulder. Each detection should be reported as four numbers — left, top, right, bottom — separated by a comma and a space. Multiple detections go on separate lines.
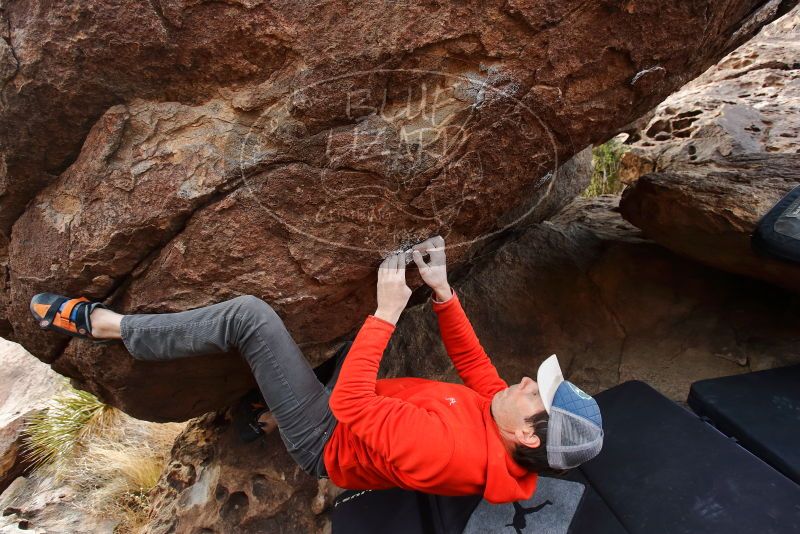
1, 0, 794, 421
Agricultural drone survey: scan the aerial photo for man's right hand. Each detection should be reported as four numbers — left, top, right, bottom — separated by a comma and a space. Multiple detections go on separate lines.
374, 252, 413, 325
411, 235, 452, 302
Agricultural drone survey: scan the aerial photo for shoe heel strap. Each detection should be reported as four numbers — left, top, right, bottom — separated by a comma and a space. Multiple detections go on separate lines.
84, 301, 109, 337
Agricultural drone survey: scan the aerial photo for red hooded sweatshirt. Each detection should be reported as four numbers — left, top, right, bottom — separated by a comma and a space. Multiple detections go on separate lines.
323, 287, 538, 503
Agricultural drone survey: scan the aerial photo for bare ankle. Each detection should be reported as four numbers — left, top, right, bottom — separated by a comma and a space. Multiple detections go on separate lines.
90, 308, 123, 339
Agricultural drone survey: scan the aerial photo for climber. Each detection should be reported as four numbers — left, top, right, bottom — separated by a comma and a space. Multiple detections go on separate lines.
28, 235, 603, 503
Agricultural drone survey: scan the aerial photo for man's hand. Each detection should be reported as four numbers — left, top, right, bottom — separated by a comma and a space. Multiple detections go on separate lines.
411, 235, 452, 302
374, 252, 413, 326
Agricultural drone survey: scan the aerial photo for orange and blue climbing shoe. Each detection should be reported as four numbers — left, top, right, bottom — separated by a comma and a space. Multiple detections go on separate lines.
29, 292, 115, 345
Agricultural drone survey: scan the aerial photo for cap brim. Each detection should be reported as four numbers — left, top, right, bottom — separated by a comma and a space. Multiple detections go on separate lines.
537, 354, 564, 414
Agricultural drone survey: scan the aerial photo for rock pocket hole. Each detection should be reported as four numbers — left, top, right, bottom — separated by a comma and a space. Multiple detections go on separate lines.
220, 491, 249, 524
646, 119, 671, 138
671, 117, 698, 131
675, 110, 702, 119
251, 475, 271, 500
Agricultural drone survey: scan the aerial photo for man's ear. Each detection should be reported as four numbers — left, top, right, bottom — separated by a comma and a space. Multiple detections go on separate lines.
515, 428, 541, 449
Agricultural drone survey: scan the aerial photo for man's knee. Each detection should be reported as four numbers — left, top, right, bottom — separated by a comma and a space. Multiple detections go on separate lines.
232, 295, 279, 326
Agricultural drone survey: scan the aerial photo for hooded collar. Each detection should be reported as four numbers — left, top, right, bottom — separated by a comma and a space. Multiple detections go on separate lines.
481, 398, 538, 504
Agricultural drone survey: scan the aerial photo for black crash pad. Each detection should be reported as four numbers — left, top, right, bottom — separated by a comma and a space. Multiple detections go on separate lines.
577, 380, 800, 534
752, 184, 800, 264
688, 365, 800, 486
565, 469, 627, 534
332, 477, 587, 534
330, 488, 481, 534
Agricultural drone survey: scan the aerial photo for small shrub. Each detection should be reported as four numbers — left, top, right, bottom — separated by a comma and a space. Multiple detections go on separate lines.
23, 383, 118, 477
21, 383, 184, 533
583, 139, 627, 197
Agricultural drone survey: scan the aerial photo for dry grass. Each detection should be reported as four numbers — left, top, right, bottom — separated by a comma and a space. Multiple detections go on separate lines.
22, 383, 184, 533
69, 421, 183, 533
23, 384, 118, 478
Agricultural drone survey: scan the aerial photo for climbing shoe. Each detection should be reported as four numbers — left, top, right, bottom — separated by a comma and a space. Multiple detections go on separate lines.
29, 292, 115, 345
233, 387, 272, 443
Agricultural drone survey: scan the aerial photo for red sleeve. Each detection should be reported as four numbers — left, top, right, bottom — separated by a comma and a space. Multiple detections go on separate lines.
329, 315, 454, 479
432, 288, 508, 397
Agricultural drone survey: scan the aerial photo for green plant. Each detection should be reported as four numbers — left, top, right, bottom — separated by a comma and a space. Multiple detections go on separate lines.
583, 139, 627, 197
22, 383, 118, 476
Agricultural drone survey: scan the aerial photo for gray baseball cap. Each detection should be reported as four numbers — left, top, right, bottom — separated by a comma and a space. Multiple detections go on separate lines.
537, 355, 604, 470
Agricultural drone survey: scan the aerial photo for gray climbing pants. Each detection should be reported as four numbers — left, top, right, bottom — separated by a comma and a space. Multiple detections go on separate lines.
119, 295, 337, 478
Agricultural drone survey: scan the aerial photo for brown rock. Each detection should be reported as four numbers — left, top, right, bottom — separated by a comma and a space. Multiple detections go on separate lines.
3, 0, 793, 422
144, 412, 328, 534
620, 5, 799, 177
0, 235, 10, 340
0, 474, 118, 533
617, 7, 800, 290
1, 0, 787, 236
618, 150, 655, 185
620, 153, 800, 292
0, 416, 28, 496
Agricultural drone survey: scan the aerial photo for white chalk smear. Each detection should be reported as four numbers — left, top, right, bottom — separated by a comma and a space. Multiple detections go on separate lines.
631, 65, 665, 85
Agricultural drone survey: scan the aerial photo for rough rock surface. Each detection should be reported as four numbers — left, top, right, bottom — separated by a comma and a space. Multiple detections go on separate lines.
0, 474, 118, 534
618, 7, 800, 289
621, 5, 799, 172
0, 339, 65, 495
143, 197, 800, 533
1, 0, 793, 422
144, 412, 329, 534
621, 153, 800, 292
0, 242, 9, 340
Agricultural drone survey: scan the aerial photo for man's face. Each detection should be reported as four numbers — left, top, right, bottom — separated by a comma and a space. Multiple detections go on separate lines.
491, 377, 547, 447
